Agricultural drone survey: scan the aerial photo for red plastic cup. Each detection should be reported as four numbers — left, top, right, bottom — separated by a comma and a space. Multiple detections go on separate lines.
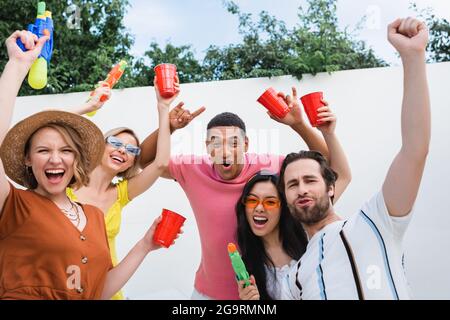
154, 63, 178, 98
257, 87, 290, 119
153, 209, 186, 248
300, 92, 325, 127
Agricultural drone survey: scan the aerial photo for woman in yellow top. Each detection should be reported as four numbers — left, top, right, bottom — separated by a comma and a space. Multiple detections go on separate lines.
65, 78, 205, 300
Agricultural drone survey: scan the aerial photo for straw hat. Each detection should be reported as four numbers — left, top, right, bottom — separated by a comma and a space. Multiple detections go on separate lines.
0, 110, 105, 187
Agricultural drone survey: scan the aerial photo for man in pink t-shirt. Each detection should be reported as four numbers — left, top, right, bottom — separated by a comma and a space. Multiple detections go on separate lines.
139, 88, 329, 299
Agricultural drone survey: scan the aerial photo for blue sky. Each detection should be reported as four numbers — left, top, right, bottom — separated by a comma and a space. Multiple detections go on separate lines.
123, 0, 450, 65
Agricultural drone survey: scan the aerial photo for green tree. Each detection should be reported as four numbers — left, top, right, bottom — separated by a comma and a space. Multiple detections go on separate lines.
200, 0, 386, 81
0, 0, 134, 96
6, 0, 447, 95
133, 0, 387, 84
411, 3, 450, 63
131, 42, 204, 86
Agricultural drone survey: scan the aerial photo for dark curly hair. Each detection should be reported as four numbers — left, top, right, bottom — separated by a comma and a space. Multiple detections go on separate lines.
207, 112, 246, 133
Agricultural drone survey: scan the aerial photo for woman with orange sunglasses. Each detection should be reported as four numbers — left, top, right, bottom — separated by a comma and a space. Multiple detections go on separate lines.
235, 172, 307, 300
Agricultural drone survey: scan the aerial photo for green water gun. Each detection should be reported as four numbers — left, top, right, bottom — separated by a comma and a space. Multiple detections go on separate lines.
228, 243, 251, 287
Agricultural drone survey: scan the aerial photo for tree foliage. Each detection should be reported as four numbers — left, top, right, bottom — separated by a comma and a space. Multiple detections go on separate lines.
201, 0, 386, 81
411, 3, 450, 63
0, 0, 134, 95
1, 0, 448, 96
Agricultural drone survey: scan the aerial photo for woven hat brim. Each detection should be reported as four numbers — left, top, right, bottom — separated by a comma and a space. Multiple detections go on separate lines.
0, 110, 105, 187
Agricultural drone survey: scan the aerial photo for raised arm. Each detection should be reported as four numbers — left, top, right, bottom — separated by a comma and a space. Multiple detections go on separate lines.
138, 105, 205, 179
382, 18, 431, 217
267, 87, 329, 159
127, 77, 177, 199
55, 83, 112, 115
316, 103, 352, 203
0, 30, 48, 214
138, 129, 159, 167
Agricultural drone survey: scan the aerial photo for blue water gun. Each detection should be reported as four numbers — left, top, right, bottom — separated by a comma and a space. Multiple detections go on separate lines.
16, 1, 54, 89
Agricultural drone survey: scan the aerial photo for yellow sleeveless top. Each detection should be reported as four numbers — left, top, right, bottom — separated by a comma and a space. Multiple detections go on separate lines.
67, 179, 130, 300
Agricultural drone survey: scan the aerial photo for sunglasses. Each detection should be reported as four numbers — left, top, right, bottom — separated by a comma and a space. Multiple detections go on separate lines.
106, 136, 141, 156
243, 196, 281, 210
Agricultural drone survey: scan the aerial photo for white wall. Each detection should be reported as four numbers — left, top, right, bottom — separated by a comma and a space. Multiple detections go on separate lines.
12, 61, 450, 299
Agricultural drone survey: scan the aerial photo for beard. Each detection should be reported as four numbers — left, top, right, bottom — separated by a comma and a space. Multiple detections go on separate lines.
288, 193, 331, 225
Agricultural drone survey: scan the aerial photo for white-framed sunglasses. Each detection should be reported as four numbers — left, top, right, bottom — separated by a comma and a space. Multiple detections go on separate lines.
106, 136, 141, 156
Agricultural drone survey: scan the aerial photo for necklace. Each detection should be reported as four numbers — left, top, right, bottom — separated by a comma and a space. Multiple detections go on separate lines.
58, 199, 81, 227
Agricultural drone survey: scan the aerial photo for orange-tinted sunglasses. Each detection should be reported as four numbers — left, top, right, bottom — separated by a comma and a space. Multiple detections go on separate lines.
243, 196, 281, 210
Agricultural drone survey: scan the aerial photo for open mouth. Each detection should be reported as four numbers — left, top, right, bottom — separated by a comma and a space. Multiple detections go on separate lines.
220, 162, 233, 171
45, 169, 65, 184
111, 155, 125, 164
253, 216, 269, 226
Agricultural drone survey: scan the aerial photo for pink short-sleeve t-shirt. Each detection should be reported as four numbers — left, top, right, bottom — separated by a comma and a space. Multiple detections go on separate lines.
169, 153, 284, 299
